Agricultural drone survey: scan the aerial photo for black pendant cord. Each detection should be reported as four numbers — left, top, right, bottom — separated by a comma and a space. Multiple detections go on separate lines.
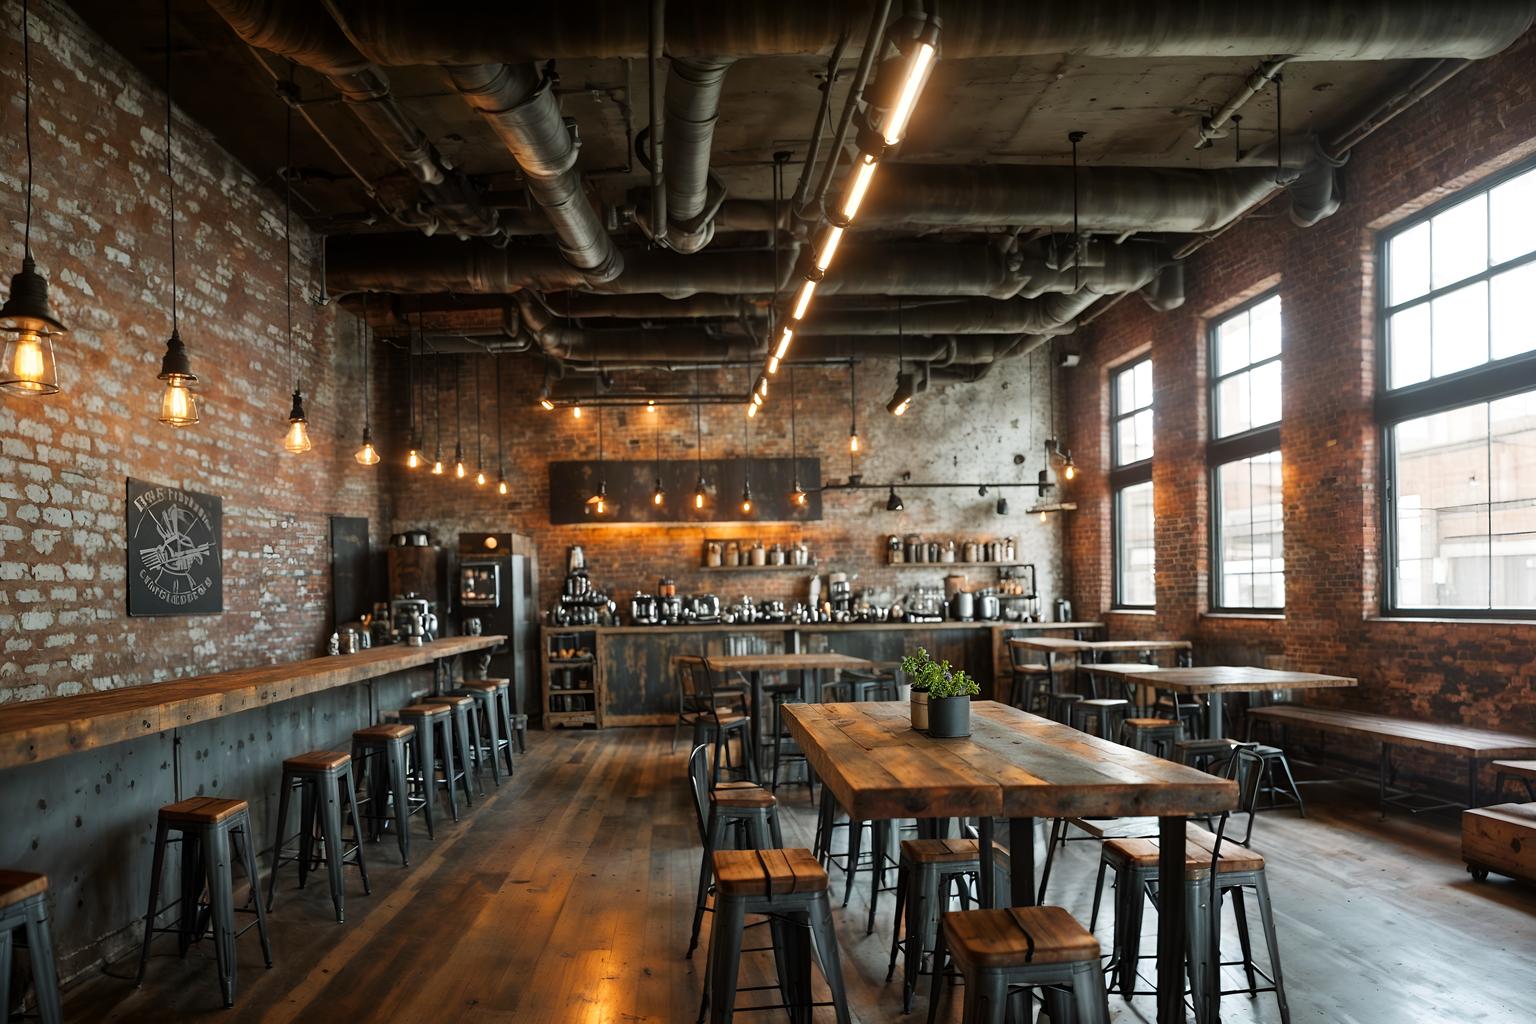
695, 365, 703, 478
415, 295, 426, 443
896, 296, 904, 373
404, 307, 414, 444
163, 0, 178, 335
789, 364, 798, 466
474, 354, 483, 472
359, 291, 370, 428
495, 353, 504, 474
20, 0, 32, 262
454, 356, 462, 455
433, 347, 441, 456
284, 63, 296, 394
770, 153, 785, 338
742, 364, 751, 490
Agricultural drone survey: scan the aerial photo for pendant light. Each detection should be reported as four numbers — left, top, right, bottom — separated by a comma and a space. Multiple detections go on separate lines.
495, 354, 509, 495
587, 403, 608, 514
886, 297, 913, 416
886, 486, 904, 512
651, 401, 665, 507
847, 356, 860, 455
789, 366, 807, 507
353, 295, 379, 465
405, 298, 423, 468
693, 367, 708, 510
153, 0, 197, 424
279, 68, 310, 454
538, 353, 555, 411
430, 348, 444, 474
452, 357, 466, 478
473, 355, 486, 486
740, 366, 754, 515
0, 0, 65, 397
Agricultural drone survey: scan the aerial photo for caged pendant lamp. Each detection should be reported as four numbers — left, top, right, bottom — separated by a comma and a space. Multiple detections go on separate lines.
154, 0, 198, 424
1, 0, 65, 397
278, 68, 310, 453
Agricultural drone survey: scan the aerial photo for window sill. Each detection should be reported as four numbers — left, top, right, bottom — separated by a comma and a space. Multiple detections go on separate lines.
1201, 612, 1285, 622
1108, 608, 1156, 616
1367, 615, 1536, 627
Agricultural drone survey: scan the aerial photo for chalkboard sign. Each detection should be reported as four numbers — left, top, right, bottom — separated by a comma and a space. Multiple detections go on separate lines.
330, 515, 371, 628
126, 477, 223, 616
549, 458, 822, 524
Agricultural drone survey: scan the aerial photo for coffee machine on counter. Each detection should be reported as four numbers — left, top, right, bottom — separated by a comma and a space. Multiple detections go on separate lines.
456, 532, 538, 717
553, 545, 614, 626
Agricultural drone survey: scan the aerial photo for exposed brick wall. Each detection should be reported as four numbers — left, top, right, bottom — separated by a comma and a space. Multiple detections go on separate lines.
1065, 30, 1536, 734
0, 1, 386, 703
382, 352, 1066, 633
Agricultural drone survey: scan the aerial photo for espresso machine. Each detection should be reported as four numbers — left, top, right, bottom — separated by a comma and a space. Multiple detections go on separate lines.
455, 532, 538, 716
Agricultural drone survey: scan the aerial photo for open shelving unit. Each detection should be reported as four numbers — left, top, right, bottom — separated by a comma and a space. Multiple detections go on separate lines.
541, 627, 604, 729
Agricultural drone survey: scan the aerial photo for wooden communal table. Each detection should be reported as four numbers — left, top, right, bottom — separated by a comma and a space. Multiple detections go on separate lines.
1008, 636, 1193, 695
1129, 666, 1357, 739
0, 635, 502, 771
784, 700, 1235, 1023
705, 652, 873, 760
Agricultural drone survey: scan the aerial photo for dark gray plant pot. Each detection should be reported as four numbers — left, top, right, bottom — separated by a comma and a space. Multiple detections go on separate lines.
927, 695, 971, 738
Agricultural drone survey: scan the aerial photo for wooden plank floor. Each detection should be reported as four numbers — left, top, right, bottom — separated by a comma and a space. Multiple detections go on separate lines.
62, 727, 1536, 1022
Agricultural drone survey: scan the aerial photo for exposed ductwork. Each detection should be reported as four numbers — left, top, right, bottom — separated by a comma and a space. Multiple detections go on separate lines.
327, 1, 1535, 63
446, 63, 624, 281
662, 57, 736, 253
207, 0, 503, 239
859, 161, 1338, 234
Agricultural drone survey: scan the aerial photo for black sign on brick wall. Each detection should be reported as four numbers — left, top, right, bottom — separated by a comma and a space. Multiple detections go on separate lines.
126, 477, 224, 616
548, 458, 823, 524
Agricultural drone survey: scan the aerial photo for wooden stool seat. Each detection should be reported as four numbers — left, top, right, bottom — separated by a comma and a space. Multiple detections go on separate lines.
710, 785, 777, 809
1102, 825, 1266, 874
713, 848, 828, 897
354, 723, 415, 742
683, 709, 749, 727
159, 796, 248, 825
900, 838, 980, 865
426, 694, 473, 708
459, 680, 499, 693
400, 702, 450, 717
0, 870, 48, 908
1124, 716, 1173, 729
282, 750, 351, 773
942, 906, 1101, 968
1080, 697, 1129, 709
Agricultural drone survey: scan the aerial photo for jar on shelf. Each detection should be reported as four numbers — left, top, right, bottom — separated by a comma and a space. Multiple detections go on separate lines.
751, 540, 767, 566
706, 541, 723, 567
888, 535, 904, 564
768, 543, 785, 565
963, 540, 979, 563
941, 540, 957, 563
725, 541, 740, 566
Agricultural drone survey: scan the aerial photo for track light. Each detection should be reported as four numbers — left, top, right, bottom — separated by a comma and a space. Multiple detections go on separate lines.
886, 486, 904, 512
887, 371, 917, 416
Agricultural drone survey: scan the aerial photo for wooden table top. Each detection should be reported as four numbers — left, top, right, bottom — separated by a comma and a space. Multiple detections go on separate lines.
1132, 666, 1356, 695
1008, 637, 1192, 655
1249, 705, 1536, 759
1086, 639, 1193, 652
0, 636, 503, 771
705, 653, 874, 672
1006, 636, 1096, 653
783, 700, 1236, 822
1082, 663, 1163, 677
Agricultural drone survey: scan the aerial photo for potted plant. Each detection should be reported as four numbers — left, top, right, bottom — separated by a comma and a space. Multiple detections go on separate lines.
927, 666, 981, 738
901, 647, 942, 731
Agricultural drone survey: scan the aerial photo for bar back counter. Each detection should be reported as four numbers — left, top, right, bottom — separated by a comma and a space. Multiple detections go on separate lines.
542, 621, 1102, 727
0, 636, 500, 978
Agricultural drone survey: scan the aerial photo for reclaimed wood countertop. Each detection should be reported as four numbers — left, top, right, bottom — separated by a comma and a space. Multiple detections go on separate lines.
0, 635, 503, 770
545, 621, 1104, 635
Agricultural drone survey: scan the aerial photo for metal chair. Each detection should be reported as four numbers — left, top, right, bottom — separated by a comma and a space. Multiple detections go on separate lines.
266, 751, 371, 923
885, 838, 980, 1013
1006, 639, 1051, 712
0, 871, 61, 1024
686, 744, 783, 959
678, 656, 758, 786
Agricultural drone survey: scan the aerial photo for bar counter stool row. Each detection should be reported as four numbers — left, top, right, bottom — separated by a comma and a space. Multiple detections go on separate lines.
127, 677, 518, 1009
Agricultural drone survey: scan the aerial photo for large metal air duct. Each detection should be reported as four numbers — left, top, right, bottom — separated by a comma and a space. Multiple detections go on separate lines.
207, 0, 502, 239
663, 57, 737, 253
447, 64, 624, 282
328, 1, 1534, 63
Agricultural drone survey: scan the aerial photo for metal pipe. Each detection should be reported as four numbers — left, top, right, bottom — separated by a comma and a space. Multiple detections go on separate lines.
789, 26, 850, 214
810, 0, 892, 214
663, 56, 736, 252
648, 0, 667, 246
446, 63, 624, 281
1195, 56, 1293, 149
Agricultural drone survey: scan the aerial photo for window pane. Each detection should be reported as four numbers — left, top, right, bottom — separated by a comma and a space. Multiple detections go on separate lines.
1115, 481, 1155, 607
1248, 295, 1283, 362
1215, 314, 1249, 377
1430, 280, 1488, 379
1393, 403, 1491, 609
1388, 304, 1432, 389
1490, 392, 1536, 608
1248, 360, 1282, 430
1116, 366, 1137, 414
1430, 194, 1488, 290
1216, 372, 1249, 438
1216, 451, 1285, 609
1489, 167, 1536, 266
1112, 359, 1153, 466
1490, 262, 1536, 362
1389, 220, 1431, 306
1134, 360, 1153, 408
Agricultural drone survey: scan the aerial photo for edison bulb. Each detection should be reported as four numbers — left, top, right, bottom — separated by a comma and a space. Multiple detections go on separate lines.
283, 418, 312, 454
158, 377, 199, 427
497, 479, 509, 496
475, 469, 487, 486
0, 330, 58, 395
406, 448, 421, 469
354, 440, 381, 466
849, 433, 860, 453
431, 458, 444, 475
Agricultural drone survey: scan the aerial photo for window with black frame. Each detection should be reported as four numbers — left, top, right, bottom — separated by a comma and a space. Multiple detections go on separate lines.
1111, 358, 1154, 608
1379, 160, 1536, 616
1209, 293, 1285, 611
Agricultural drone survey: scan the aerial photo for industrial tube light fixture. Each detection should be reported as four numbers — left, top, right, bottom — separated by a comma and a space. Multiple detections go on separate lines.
879, 28, 939, 146
1, 0, 65, 398
840, 154, 878, 221
815, 225, 845, 273
775, 327, 794, 360
791, 278, 817, 321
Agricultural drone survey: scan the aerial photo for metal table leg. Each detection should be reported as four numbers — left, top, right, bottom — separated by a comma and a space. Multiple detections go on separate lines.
978, 816, 995, 908
1156, 814, 1188, 1023
1207, 690, 1225, 740
1007, 817, 1035, 907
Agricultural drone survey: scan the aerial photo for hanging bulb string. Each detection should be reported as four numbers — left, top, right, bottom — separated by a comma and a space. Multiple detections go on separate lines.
163, 0, 179, 334
21, 0, 33, 261
284, 62, 296, 393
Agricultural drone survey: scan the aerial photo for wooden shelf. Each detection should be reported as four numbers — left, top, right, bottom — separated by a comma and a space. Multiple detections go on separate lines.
546, 657, 594, 666
877, 561, 1032, 569
549, 688, 596, 695
700, 562, 817, 572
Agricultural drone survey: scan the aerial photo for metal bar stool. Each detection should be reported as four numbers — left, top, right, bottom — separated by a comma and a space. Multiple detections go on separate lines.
925, 906, 1109, 1024
1121, 717, 1185, 757
686, 745, 784, 959
886, 838, 980, 1013
768, 689, 810, 794
266, 751, 371, 923
398, 702, 462, 823
425, 694, 482, 802
485, 677, 520, 773
137, 798, 272, 1007
352, 723, 422, 866
1044, 692, 1083, 725
700, 848, 852, 1024
0, 871, 61, 1024
1071, 697, 1129, 738
452, 681, 506, 787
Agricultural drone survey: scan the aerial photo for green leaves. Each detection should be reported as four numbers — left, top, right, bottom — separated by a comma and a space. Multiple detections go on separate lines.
899, 645, 979, 698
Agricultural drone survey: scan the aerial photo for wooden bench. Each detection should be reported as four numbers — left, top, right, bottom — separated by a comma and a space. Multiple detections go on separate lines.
1463, 802, 1536, 884
1492, 760, 1536, 801
1247, 705, 1536, 815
